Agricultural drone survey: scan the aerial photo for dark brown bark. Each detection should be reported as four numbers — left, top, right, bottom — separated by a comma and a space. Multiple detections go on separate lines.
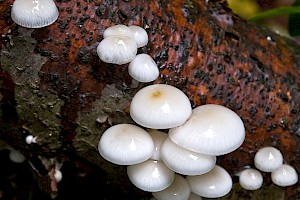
0, 0, 300, 199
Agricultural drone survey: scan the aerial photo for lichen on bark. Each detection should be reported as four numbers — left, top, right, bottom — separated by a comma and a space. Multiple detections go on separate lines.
0, 28, 63, 151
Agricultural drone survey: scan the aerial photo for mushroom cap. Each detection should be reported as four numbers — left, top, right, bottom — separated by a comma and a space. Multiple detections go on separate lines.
271, 164, 298, 187
127, 160, 175, 192
97, 36, 137, 65
98, 124, 154, 165
11, 0, 59, 28
152, 174, 191, 200
9, 149, 26, 163
148, 130, 168, 161
130, 84, 192, 129
128, 25, 149, 48
186, 165, 232, 198
161, 137, 216, 176
128, 54, 159, 83
239, 168, 263, 190
169, 104, 245, 155
103, 24, 135, 39
54, 169, 63, 183
254, 146, 283, 172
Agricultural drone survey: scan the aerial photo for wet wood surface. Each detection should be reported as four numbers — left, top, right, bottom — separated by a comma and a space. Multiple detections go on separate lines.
0, 0, 299, 199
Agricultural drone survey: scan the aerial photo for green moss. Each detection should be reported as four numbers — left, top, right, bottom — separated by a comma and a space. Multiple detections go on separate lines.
0, 27, 63, 150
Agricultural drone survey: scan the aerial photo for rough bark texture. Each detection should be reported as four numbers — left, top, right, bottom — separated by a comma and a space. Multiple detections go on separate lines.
0, 0, 300, 199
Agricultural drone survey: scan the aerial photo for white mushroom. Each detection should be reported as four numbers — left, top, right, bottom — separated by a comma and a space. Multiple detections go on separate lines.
11, 0, 59, 28
271, 164, 298, 187
98, 124, 154, 165
152, 174, 191, 200
130, 84, 192, 129
97, 36, 137, 65
9, 149, 26, 163
148, 130, 168, 161
169, 104, 245, 156
127, 159, 175, 192
103, 24, 135, 39
186, 165, 232, 198
161, 137, 216, 176
128, 54, 159, 82
239, 168, 263, 190
128, 25, 149, 48
254, 146, 283, 172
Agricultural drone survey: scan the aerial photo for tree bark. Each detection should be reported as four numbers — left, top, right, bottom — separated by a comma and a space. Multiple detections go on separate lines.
0, 0, 299, 199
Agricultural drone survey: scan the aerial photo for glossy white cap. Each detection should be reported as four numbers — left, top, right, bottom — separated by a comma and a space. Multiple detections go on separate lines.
161, 137, 216, 175
128, 25, 148, 47
98, 124, 154, 165
11, 0, 59, 28
239, 168, 263, 190
9, 149, 26, 163
152, 174, 191, 200
127, 160, 175, 192
254, 146, 283, 172
130, 84, 192, 129
271, 164, 298, 187
148, 130, 168, 161
103, 24, 135, 39
128, 54, 159, 82
169, 104, 245, 155
186, 165, 232, 198
97, 36, 137, 65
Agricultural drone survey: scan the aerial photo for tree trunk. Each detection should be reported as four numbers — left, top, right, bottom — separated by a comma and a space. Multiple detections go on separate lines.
0, 0, 299, 199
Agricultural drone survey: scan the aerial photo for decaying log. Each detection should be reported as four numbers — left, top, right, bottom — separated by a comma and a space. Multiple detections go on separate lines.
0, 0, 300, 199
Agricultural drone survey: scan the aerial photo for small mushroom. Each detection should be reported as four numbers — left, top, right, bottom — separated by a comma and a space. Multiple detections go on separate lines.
239, 168, 263, 190
97, 36, 137, 65
103, 24, 135, 39
127, 159, 175, 192
130, 84, 192, 129
152, 174, 191, 200
186, 165, 232, 198
128, 25, 149, 48
254, 146, 283, 172
128, 54, 159, 82
11, 0, 59, 28
148, 129, 168, 161
98, 124, 154, 165
271, 164, 298, 187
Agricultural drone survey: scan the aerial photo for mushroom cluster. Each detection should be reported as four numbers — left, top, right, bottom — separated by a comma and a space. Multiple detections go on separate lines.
237, 146, 298, 191
97, 25, 159, 82
98, 86, 248, 199
95, 23, 298, 199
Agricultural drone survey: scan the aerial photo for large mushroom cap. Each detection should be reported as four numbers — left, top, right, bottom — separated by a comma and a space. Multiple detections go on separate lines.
98, 124, 154, 165
169, 104, 245, 155
130, 84, 192, 129
11, 0, 59, 28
